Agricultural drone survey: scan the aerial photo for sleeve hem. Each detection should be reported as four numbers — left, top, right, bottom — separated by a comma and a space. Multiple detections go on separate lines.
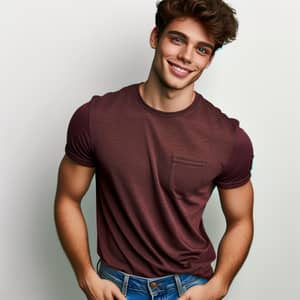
65, 149, 96, 168
216, 174, 251, 189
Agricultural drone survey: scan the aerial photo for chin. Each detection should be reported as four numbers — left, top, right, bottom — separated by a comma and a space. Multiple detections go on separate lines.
165, 73, 201, 91
169, 83, 190, 90
164, 77, 196, 91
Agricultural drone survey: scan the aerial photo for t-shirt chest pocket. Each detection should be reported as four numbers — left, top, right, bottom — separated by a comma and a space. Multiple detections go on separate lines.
168, 155, 211, 194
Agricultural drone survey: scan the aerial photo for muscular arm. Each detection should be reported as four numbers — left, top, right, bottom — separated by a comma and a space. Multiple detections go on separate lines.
54, 155, 126, 300
209, 180, 254, 297
54, 154, 96, 285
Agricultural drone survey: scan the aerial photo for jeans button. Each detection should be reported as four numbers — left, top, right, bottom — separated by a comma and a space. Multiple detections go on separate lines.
150, 281, 158, 288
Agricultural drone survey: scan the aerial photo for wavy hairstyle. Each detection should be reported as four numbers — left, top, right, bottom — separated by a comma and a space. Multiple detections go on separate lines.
155, 0, 239, 52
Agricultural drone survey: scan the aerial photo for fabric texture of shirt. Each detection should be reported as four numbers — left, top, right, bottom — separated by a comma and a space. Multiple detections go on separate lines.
65, 83, 254, 278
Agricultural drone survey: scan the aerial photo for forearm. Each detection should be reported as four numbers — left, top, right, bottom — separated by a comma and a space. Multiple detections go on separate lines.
209, 219, 254, 297
54, 197, 94, 286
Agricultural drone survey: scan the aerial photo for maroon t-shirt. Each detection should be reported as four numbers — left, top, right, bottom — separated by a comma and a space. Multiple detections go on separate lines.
65, 83, 254, 278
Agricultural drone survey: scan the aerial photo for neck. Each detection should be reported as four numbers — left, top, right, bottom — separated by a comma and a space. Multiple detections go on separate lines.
139, 70, 196, 113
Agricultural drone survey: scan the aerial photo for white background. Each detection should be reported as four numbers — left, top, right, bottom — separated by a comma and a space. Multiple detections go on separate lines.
1, 0, 299, 299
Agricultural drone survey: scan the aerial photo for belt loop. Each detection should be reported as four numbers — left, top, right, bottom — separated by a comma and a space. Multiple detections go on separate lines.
96, 257, 102, 273
121, 273, 129, 296
174, 274, 184, 296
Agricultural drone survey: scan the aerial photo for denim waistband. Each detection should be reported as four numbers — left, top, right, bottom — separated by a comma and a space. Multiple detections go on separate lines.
96, 258, 208, 296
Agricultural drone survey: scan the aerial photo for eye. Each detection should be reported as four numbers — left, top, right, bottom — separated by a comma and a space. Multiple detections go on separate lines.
171, 36, 184, 44
197, 47, 210, 56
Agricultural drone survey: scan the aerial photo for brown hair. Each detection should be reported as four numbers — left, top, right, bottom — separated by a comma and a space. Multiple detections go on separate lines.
155, 0, 239, 52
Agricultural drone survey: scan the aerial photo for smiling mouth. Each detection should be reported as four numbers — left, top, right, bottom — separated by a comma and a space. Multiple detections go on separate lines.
167, 61, 193, 73
167, 60, 194, 78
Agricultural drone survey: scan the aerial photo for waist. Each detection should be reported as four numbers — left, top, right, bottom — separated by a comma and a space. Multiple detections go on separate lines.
97, 258, 209, 292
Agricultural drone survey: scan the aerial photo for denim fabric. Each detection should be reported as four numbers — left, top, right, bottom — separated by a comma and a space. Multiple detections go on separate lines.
96, 258, 209, 300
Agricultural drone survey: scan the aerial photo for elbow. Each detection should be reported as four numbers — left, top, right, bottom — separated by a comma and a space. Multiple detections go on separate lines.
226, 217, 254, 239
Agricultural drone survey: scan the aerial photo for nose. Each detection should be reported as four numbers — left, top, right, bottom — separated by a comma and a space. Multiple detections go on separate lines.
178, 45, 193, 64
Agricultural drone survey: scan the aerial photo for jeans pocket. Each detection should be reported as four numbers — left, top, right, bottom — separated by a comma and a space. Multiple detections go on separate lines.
182, 277, 209, 292
99, 271, 122, 289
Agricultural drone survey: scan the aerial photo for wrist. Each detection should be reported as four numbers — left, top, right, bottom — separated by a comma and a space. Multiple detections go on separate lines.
76, 266, 98, 289
206, 274, 229, 298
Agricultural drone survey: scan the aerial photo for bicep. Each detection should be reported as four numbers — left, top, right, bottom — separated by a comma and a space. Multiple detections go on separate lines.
55, 154, 95, 203
217, 180, 254, 224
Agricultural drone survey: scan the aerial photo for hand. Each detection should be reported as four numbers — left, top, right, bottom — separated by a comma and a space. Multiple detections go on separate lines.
177, 278, 227, 300
78, 269, 126, 300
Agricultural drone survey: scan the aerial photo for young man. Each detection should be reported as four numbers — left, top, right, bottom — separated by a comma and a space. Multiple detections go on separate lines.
54, 1, 254, 300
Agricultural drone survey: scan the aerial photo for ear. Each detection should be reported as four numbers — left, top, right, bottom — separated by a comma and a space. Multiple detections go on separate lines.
150, 27, 159, 49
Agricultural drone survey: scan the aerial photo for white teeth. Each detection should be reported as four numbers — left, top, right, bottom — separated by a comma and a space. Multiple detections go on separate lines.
173, 65, 188, 73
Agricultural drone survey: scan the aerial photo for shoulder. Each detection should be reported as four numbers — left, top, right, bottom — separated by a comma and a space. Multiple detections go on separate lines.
198, 93, 240, 135
89, 83, 139, 108
66, 82, 139, 138
197, 93, 253, 156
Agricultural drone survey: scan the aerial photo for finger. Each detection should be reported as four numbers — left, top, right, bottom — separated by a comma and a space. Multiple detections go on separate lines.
111, 287, 126, 300
104, 291, 115, 300
178, 293, 189, 300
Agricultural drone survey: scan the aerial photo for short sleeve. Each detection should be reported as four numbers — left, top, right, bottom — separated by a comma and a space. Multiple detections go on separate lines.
215, 126, 254, 189
64, 101, 96, 167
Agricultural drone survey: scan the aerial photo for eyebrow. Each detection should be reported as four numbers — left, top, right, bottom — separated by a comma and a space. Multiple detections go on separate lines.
167, 30, 215, 50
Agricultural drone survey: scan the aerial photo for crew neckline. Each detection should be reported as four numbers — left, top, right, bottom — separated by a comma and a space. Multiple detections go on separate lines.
134, 82, 201, 118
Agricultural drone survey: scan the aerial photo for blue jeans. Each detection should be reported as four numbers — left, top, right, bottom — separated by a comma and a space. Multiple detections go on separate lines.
96, 258, 209, 300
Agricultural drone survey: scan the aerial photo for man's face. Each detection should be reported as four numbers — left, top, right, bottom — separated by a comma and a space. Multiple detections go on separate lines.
150, 17, 215, 90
